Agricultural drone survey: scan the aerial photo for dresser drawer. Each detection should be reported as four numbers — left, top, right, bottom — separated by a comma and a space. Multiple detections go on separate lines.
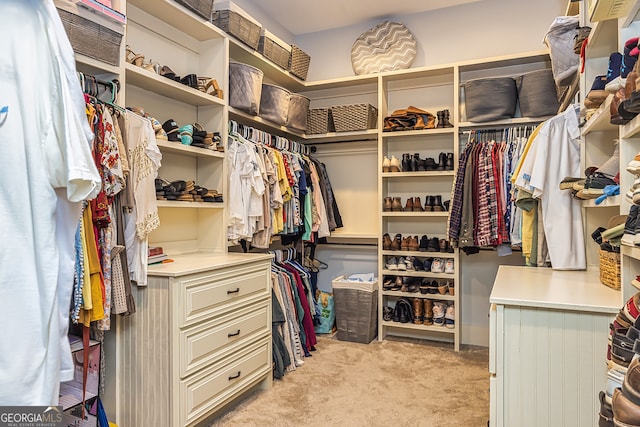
175, 263, 270, 328
179, 300, 270, 378
180, 337, 271, 426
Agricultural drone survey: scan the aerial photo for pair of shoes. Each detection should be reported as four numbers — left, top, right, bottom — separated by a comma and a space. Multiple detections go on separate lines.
436, 109, 454, 128
424, 195, 446, 211
125, 45, 145, 66
583, 173, 618, 195
197, 78, 223, 99
400, 236, 420, 251
404, 197, 425, 212
383, 196, 404, 212
382, 155, 402, 172
606, 37, 639, 94
392, 299, 414, 323
433, 301, 447, 326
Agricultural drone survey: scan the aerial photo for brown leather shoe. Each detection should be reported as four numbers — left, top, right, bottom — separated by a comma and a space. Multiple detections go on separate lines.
423, 299, 433, 325
613, 388, 640, 426
391, 234, 402, 251
383, 197, 392, 212
439, 239, 450, 253
392, 197, 403, 212
401, 237, 410, 251
404, 197, 414, 212
413, 196, 424, 212
412, 298, 424, 324
408, 236, 420, 252
599, 390, 614, 427
612, 88, 631, 125
623, 358, 640, 406
382, 233, 392, 250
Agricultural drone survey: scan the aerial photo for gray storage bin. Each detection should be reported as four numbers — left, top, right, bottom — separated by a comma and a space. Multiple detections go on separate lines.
229, 61, 264, 115
463, 77, 517, 122
286, 93, 310, 131
515, 69, 560, 117
332, 276, 378, 344
259, 84, 290, 126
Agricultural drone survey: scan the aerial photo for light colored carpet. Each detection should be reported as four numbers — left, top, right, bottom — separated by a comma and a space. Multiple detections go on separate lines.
210, 335, 489, 427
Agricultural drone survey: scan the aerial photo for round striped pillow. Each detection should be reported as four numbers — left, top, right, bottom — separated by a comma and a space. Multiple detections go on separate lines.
351, 21, 417, 75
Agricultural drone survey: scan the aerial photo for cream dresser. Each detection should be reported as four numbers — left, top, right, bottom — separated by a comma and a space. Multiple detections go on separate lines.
117, 253, 273, 427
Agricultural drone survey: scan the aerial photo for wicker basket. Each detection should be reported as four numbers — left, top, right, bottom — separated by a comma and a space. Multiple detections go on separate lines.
57, 8, 123, 66
599, 249, 621, 290
307, 108, 335, 134
331, 103, 378, 132
212, 9, 261, 50
258, 35, 290, 70
175, 0, 214, 20
289, 45, 310, 80
332, 277, 378, 344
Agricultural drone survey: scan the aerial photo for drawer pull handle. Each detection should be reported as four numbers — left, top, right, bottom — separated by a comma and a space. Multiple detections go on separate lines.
228, 371, 241, 381
228, 330, 241, 338
227, 288, 240, 295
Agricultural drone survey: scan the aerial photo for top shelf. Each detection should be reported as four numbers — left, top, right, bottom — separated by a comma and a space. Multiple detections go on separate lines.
127, 0, 225, 41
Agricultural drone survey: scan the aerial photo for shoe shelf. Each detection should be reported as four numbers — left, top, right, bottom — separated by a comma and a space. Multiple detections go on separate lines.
381, 270, 455, 279
381, 128, 456, 138
156, 140, 224, 159
125, 64, 225, 107
585, 19, 619, 61
458, 116, 554, 129
382, 290, 455, 301
622, 243, 640, 261
381, 171, 455, 178
381, 250, 456, 258
75, 53, 121, 76
156, 201, 224, 209
228, 106, 306, 140
382, 212, 449, 217
582, 195, 621, 208
621, 110, 640, 138
582, 95, 617, 136
381, 320, 455, 334
127, 0, 225, 42
305, 129, 378, 144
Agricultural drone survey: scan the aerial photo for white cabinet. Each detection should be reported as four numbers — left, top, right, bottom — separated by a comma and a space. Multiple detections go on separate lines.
117, 253, 272, 427
489, 266, 618, 427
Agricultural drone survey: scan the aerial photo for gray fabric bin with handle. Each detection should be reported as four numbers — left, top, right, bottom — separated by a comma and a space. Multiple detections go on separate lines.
229, 61, 264, 115
286, 93, 310, 131
515, 69, 560, 117
463, 77, 518, 122
259, 84, 290, 126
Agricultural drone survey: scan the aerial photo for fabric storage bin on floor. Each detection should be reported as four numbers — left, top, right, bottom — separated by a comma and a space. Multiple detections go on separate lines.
175, 0, 214, 20
259, 84, 290, 126
307, 108, 335, 134
332, 276, 378, 344
57, 7, 123, 66
515, 69, 560, 117
463, 77, 517, 122
229, 61, 264, 115
289, 44, 311, 80
258, 29, 291, 70
331, 103, 378, 132
212, 1, 261, 50
286, 93, 310, 131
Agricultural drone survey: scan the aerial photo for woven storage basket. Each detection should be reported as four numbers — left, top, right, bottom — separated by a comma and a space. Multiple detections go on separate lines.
259, 84, 290, 126
307, 108, 335, 134
599, 249, 621, 290
515, 69, 560, 117
212, 9, 261, 50
285, 93, 310, 131
57, 8, 122, 66
258, 35, 290, 70
229, 61, 264, 115
331, 103, 378, 132
289, 45, 311, 80
175, 0, 214, 20
332, 277, 378, 344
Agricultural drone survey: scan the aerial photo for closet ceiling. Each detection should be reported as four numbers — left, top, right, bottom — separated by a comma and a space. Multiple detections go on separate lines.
247, 0, 481, 35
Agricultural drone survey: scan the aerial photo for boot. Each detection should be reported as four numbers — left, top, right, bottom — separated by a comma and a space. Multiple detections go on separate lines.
401, 237, 410, 251
391, 233, 402, 251
436, 110, 444, 128
402, 153, 411, 172
424, 195, 435, 212
413, 298, 424, 324
404, 197, 414, 212
427, 237, 440, 252
383, 197, 392, 212
389, 155, 402, 172
382, 233, 392, 250
443, 200, 451, 211
439, 238, 449, 253
419, 235, 429, 252
417, 158, 427, 171
382, 156, 391, 173
432, 195, 444, 211
423, 299, 433, 325
424, 157, 438, 171
413, 196, 424, 212
441, 109, 454, 128
411, 153, 420, 172
408, 236, 420, 251
392, 197, 403, 212
437, 152, 447, 171
445, 153, 455, 171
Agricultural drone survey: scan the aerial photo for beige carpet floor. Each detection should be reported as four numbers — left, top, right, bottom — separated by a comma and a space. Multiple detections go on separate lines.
210, 335, 489, 427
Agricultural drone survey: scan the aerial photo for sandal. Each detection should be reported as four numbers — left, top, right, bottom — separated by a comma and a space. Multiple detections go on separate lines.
159, 65, 178, 81
125, 45, 144, 66
203, 79, 223, 99
142, 59, 160, 74
179, 124, 193, 145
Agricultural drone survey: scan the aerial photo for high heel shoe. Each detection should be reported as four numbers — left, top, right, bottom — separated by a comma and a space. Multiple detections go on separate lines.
125, 45, 144, 66
142, 59, 160, 74
203, 79, 223, 98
